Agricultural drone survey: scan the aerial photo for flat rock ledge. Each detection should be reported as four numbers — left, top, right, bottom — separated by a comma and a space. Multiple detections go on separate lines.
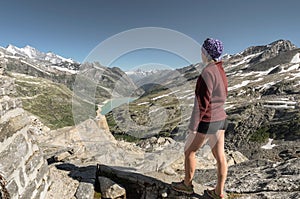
48, 158, 300, 199
96, 164, 214, 199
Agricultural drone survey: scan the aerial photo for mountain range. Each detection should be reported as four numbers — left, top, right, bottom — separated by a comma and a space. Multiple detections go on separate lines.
0, 39, 299, 198
0, 44, 140, 128
6, 44, 75, 63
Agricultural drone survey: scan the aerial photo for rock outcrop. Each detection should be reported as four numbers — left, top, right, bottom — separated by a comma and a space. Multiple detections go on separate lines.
194, 158, 300, 199
0, 65, 51, 199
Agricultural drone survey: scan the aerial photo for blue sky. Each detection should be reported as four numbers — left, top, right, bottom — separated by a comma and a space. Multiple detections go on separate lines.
0, 0, 299, 71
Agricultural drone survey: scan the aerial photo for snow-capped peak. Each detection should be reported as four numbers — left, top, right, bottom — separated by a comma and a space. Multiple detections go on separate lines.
23, 45, 43, 59
5, 44, 75, 64
125, 68, 166, 76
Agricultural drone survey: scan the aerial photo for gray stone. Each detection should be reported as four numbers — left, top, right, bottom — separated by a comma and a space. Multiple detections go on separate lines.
0, 134, 29, 176
25, 151, 43, 176
157, 137, 166, 144
75, 182, 94, 199
6, 180, 18, 198
161, 167, 176, 176
45, 165, 79, 199
0, 76, 15, 97
54, 151, 72, 162
226, 158, 300, 193
0, 110, 29, 142
35, 162, 49, 185
237, 191, 300, 199
195, 158, 300, 198
33, 179, 46, 199
149, 137, 157, 144
98, 176, 126, 199
19, 180, 36, 199
227, 150, 249, 164
19, 168, 25, 187
0, 97, 21, 118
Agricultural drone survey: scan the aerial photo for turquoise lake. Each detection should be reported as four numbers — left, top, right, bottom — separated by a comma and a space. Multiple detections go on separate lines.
100, 97, 137, 115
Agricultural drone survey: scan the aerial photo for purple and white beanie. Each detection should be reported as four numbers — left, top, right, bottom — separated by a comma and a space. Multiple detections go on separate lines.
202, 38, 223, 60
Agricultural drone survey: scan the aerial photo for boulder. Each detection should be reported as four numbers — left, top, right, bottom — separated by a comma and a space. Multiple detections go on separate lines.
75, 182, 94, 199
97, 176, 126, 199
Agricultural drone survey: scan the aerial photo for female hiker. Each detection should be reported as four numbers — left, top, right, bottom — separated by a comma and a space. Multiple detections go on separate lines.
172, 38, 228, 199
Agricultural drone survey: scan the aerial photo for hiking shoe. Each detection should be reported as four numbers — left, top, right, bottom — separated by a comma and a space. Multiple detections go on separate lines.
171, 180, 194, 195
206, 189, 225, 199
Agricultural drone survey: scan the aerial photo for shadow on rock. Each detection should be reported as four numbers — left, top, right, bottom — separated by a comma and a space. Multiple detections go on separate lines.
96, 164, 208, 199
55, 163, 97, 184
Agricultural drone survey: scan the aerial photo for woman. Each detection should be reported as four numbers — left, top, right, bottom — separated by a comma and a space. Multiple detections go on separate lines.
172, 38, 228, 199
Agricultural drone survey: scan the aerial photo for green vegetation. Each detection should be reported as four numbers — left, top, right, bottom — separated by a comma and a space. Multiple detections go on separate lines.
227, 193, 243, 199
269, 113, 300, 141
249, 127, 270, 143
12, 74, 97, 129
14, 76, 74, 129
113, 133, 140, 142
93, 191, 101, 199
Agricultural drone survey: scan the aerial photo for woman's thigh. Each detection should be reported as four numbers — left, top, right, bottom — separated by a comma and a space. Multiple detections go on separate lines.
184, 132, 208, 154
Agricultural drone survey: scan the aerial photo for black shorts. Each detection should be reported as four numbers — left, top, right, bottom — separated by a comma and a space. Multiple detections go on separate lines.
197, 119, 228, 134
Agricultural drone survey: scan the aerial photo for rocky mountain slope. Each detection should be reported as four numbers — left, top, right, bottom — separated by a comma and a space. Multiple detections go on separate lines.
107, 39, 300, 159
0, 45, 141, 129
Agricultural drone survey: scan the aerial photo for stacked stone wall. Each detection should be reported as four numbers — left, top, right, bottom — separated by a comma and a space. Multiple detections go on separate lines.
0, 69, 51, 199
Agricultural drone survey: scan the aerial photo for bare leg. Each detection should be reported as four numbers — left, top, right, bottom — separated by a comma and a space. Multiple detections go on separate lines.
208, 130, 227, 196
184, 132, 207, 186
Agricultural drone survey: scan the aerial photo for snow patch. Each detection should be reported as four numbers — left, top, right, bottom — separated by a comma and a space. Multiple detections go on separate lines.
261, 139, 276, 149
291, 53, 300, 63
279, 64, 299, 73
228, 59, 247, 68
224, 104, 234, 110
182, 90, 193, 93
226, 52, 262, 69
263, 100, 297, 109
228, 80, 250, 91
16, 80, 40, 85
20, 60, 51, 75
265, 100, 296, 105
256, 81, 277, 91
178, 93, 194, 100
292, 71, 300, 78
137, 102, 150, 106
149, 108, 161, 114
151, 90, 180, 100
254, 65, 279, 77
263, 104, 296, 109
50, 65, 78, 74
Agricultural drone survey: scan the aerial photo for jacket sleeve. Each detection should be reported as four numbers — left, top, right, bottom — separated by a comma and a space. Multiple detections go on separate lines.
188, 70, 214, 131
188, 97, 200, 131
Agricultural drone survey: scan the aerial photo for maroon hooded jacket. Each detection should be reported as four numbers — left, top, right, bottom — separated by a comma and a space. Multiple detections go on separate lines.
188, 61, 228, 131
